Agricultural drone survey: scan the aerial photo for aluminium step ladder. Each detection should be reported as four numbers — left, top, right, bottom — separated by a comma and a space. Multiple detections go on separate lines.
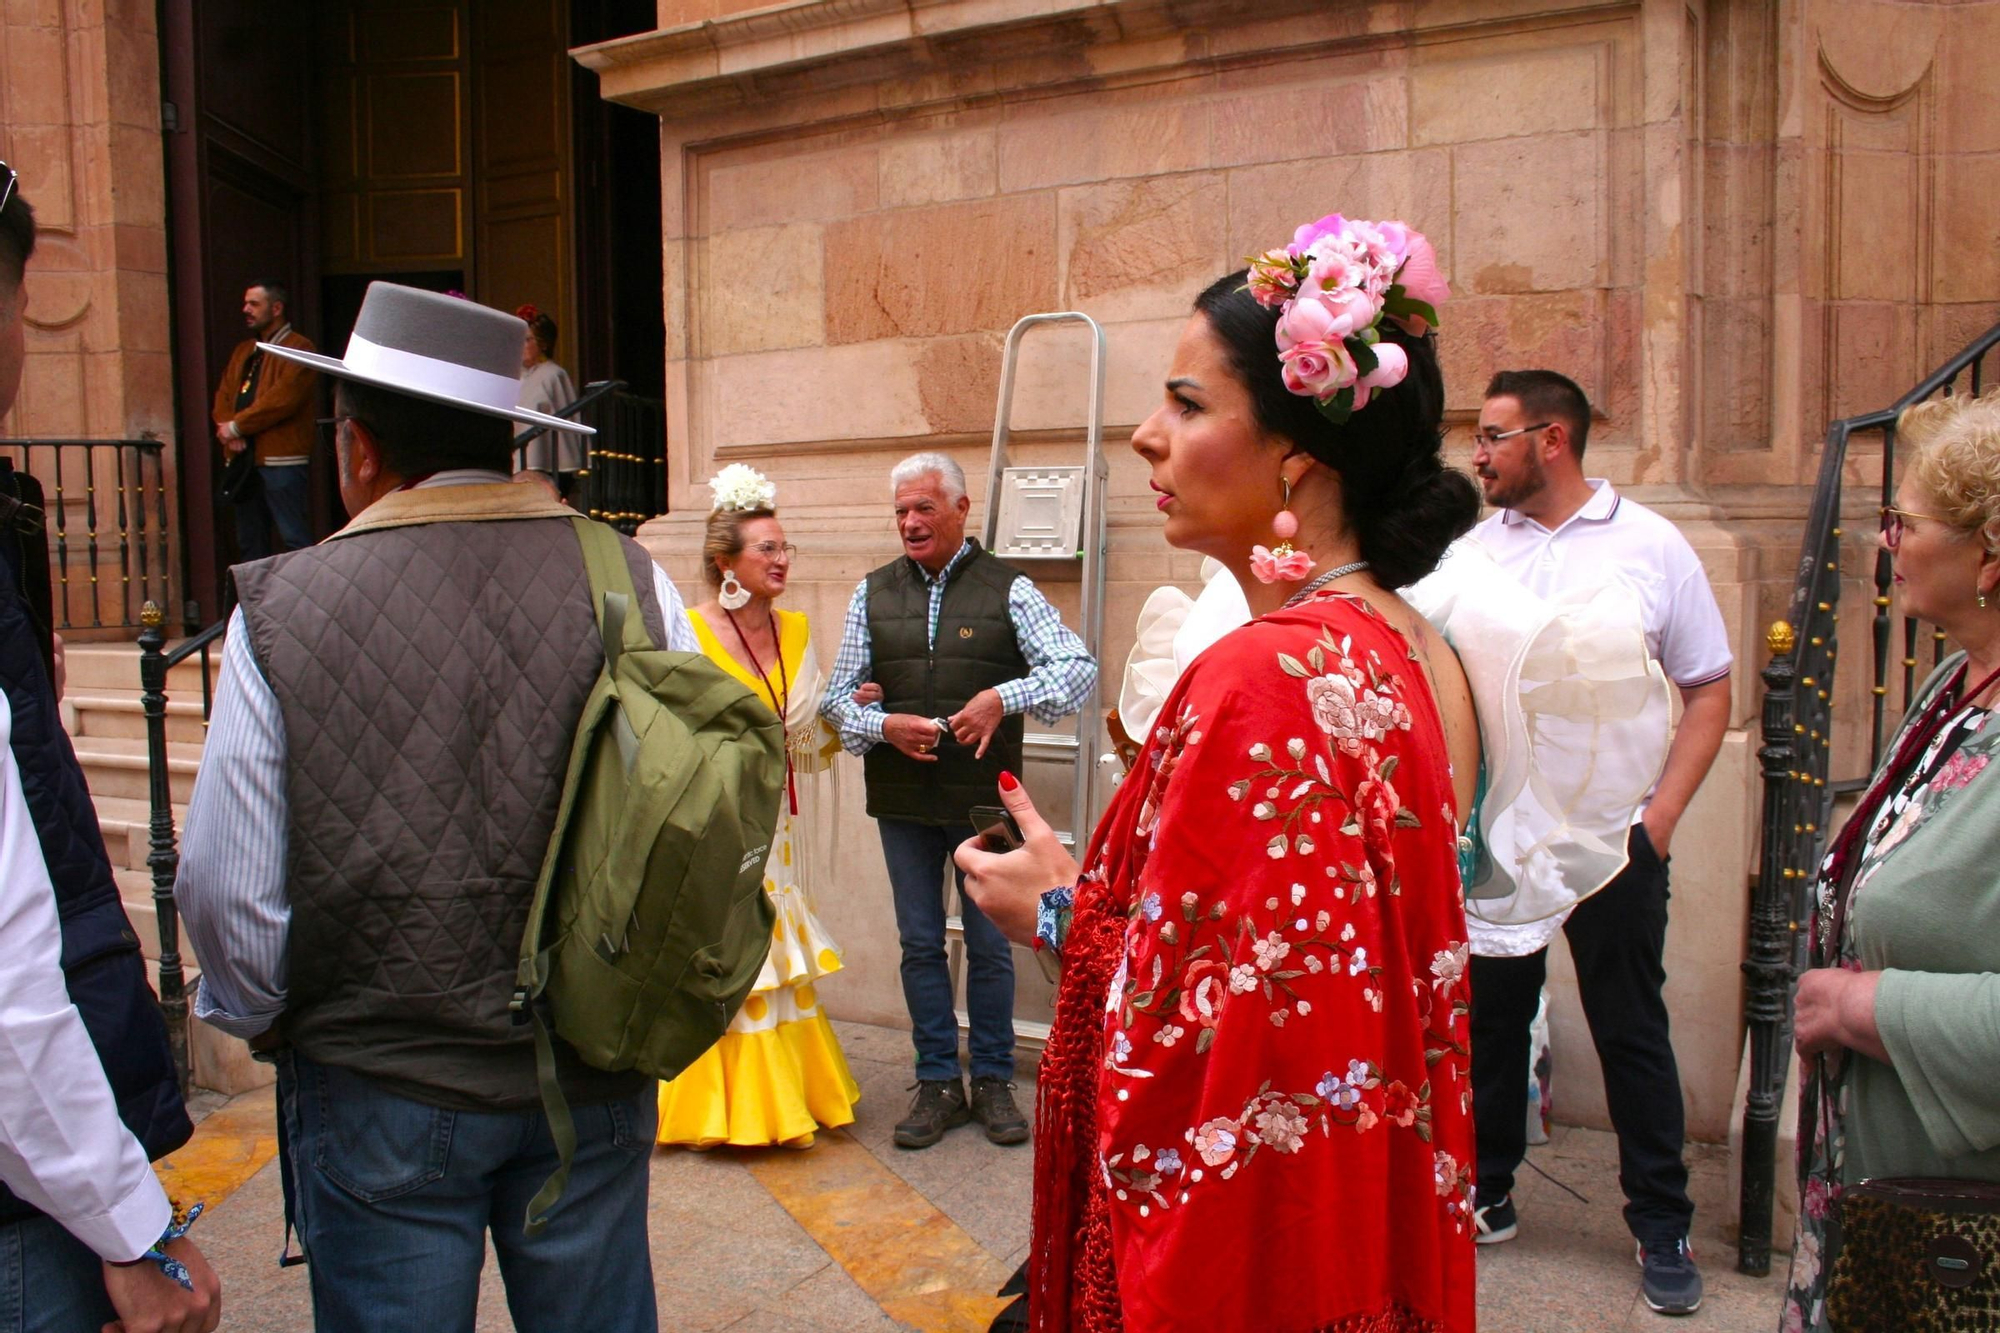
945, 311, 1109, 1050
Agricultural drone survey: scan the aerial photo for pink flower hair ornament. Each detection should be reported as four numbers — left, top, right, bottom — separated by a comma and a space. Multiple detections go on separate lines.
1244, 214, 1449, 425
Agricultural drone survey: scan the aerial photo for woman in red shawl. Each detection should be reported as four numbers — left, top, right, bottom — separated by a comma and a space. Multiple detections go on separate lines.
958, 220, 1482, 1333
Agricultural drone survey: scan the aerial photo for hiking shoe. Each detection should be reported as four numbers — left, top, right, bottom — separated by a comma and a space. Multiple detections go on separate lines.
894, 1079, 969, 1149
969, 1076, 1031, 1146
1637, 1237, 1704, 1315
1472, 1194, 1518, 1245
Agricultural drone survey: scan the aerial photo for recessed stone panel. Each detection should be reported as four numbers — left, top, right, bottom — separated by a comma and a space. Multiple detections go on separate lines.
1057, 173, 1227, 324
1210, 76, 1408, 167
879, 132, 997, 209
707, 342, 929, 448
996, 101, 1210, 192
1436, 290, 1607, 416
1224, 149, 1453, 267
823, 193, 1056, 344
1412, 42, 1604, 146
697, 222, 825, 357
1450, 133, 1605, 294
705, 148, 878, 232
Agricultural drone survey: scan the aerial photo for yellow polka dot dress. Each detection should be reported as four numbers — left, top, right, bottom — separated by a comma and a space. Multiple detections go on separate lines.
657, 608, 861, 1148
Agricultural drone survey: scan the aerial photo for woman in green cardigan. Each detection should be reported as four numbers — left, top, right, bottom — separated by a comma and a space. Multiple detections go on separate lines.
1782, 390, 2000, 1331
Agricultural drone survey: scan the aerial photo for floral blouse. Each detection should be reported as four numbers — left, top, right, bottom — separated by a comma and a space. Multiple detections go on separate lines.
1034, 591, 1476, 1333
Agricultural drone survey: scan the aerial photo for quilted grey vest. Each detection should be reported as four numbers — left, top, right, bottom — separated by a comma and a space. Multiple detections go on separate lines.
233, 514, 666, 1111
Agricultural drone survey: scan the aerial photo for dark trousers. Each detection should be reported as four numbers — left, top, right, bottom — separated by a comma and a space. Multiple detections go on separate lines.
1469, 824, 1693, 1243
234, 463, 313, 561
878, 817, 1017, 1083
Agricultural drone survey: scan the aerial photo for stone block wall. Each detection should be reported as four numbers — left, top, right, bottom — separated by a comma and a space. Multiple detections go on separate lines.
0, 0, 179, 630
586, 0, 2000, 1144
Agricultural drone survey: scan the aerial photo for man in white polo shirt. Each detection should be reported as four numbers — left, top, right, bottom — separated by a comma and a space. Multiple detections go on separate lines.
1465, 370, 1732, 1318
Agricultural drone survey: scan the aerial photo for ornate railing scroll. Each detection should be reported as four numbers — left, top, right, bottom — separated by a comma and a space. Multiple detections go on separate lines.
1737, 321, 2000, 1276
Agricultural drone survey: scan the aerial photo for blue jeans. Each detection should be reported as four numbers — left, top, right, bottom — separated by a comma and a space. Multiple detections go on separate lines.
279, 1051, 658, 1333
234, 462, 313, 560
0, 1214, 115, 1332
878, 818, 1016, 1082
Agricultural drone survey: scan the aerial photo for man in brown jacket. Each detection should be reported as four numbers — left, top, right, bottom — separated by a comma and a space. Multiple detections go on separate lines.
211, 281, 317, 559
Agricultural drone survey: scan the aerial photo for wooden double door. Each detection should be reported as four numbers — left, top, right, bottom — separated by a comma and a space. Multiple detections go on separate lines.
164, 0, 658, 625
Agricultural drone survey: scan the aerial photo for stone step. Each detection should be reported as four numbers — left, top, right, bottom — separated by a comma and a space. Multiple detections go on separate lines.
65, 690, 208, 743
70, 735, 200, 804
91, 794, 191, 872
62, 639, 222, 697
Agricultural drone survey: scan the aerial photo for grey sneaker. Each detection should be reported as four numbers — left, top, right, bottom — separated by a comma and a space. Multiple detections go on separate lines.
1637, 1237, 1703, 1315
1472, 1194, 1518, 1245
893, 1079, 969, 1149
969, 1076, 1031, 1145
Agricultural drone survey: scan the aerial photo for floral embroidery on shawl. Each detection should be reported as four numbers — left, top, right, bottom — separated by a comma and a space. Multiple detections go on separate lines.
1033, 592, 1476, 1333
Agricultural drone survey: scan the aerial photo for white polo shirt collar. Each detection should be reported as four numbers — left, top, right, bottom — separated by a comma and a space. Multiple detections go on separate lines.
1497, 478, 1619, 533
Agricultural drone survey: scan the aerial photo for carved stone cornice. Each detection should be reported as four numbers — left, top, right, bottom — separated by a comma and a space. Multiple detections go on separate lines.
575, 0, 1384, 124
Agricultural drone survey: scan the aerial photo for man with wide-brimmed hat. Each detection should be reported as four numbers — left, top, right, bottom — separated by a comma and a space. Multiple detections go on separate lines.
175, 282, 697, 1332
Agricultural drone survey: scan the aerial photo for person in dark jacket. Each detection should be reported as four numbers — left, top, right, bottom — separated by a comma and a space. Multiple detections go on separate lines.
0, 164, 219, 1333
821, 452, 1097, 1150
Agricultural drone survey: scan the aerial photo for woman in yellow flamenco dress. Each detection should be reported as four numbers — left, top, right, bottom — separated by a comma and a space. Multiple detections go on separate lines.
658, 466, 861, 1148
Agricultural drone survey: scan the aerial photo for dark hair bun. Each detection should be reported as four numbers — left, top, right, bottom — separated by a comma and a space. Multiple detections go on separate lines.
1193, 271, 1477, 588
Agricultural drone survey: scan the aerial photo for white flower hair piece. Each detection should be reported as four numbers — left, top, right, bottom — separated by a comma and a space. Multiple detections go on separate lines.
708, 463, 776, 513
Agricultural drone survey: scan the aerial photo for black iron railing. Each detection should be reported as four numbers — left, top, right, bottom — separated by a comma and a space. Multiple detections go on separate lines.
513, 379, 667, 533
0, 439, 172, 630
1737, 321, 2000, 1275
137, 603, 226, 1093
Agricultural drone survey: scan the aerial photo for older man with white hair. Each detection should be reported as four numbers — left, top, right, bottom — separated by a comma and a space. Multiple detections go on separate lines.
822, 452, 1096, 1149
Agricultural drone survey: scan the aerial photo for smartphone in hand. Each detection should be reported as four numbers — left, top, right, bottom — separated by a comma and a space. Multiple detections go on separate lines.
969, 804, 1024, 853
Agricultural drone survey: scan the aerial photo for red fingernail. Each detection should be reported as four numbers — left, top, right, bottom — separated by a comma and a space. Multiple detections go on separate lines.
998, 770, 1019, 791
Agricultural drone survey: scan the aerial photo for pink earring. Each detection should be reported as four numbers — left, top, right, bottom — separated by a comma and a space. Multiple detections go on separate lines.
1251, 476, 1315, 583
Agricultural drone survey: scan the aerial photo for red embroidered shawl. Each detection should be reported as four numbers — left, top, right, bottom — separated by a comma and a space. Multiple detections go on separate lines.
1032, 592, 1477, 1333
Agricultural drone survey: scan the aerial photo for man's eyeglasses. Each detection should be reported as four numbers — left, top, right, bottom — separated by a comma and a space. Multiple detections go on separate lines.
0, 161, 16, 219
745, 541, 796, 560
1881, 505, 1951, 552
1473, 421, 1552, 447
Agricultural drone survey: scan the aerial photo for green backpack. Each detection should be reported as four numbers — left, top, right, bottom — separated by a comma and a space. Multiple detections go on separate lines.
514, 518, 784, 1232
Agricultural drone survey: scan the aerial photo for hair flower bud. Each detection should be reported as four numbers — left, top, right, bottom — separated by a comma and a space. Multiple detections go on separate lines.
1242, 213, 1447, 425
708, 463, 776, 513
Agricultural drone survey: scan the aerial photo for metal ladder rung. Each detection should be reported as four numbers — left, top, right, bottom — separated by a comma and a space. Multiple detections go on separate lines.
1022, 732, 1080, 759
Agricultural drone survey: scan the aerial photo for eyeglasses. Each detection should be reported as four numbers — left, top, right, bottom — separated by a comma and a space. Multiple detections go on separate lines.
0, 162, 14, 219
745, 541, 796, 560
1881, 505, 1952, 552
1473, 421, 1552, 447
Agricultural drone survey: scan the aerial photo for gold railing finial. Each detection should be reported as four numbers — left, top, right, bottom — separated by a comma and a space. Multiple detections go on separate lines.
140, 600, 164, 629
1767, 619, 1796, 657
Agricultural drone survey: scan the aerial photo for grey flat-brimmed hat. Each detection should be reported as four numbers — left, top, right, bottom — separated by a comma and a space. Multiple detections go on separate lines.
259, 281, 594, 435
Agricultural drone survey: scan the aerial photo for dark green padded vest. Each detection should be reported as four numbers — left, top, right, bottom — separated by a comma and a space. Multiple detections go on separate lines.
862, 542, 1028, 826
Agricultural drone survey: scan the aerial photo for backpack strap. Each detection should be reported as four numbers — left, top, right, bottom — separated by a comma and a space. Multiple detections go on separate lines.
519, 518, 660, 1235
572, 516, 654, 669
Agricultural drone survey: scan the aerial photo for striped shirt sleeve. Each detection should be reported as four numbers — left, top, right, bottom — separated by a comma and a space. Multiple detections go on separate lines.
174, 609, 292, 1040
994, 575, 1099, 724
819, 580, 887, 754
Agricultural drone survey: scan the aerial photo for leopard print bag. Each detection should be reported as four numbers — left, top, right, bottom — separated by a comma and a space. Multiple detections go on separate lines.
1826, 1178, 2000, 1330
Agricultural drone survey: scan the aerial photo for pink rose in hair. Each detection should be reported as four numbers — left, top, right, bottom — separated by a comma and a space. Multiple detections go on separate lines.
1348, 340, 1410, 412
1279, 338, 1357, 401
1278, 287, 1378, 347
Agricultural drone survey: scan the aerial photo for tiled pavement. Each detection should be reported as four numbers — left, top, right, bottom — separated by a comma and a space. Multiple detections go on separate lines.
173, 1021, 1783, 1331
